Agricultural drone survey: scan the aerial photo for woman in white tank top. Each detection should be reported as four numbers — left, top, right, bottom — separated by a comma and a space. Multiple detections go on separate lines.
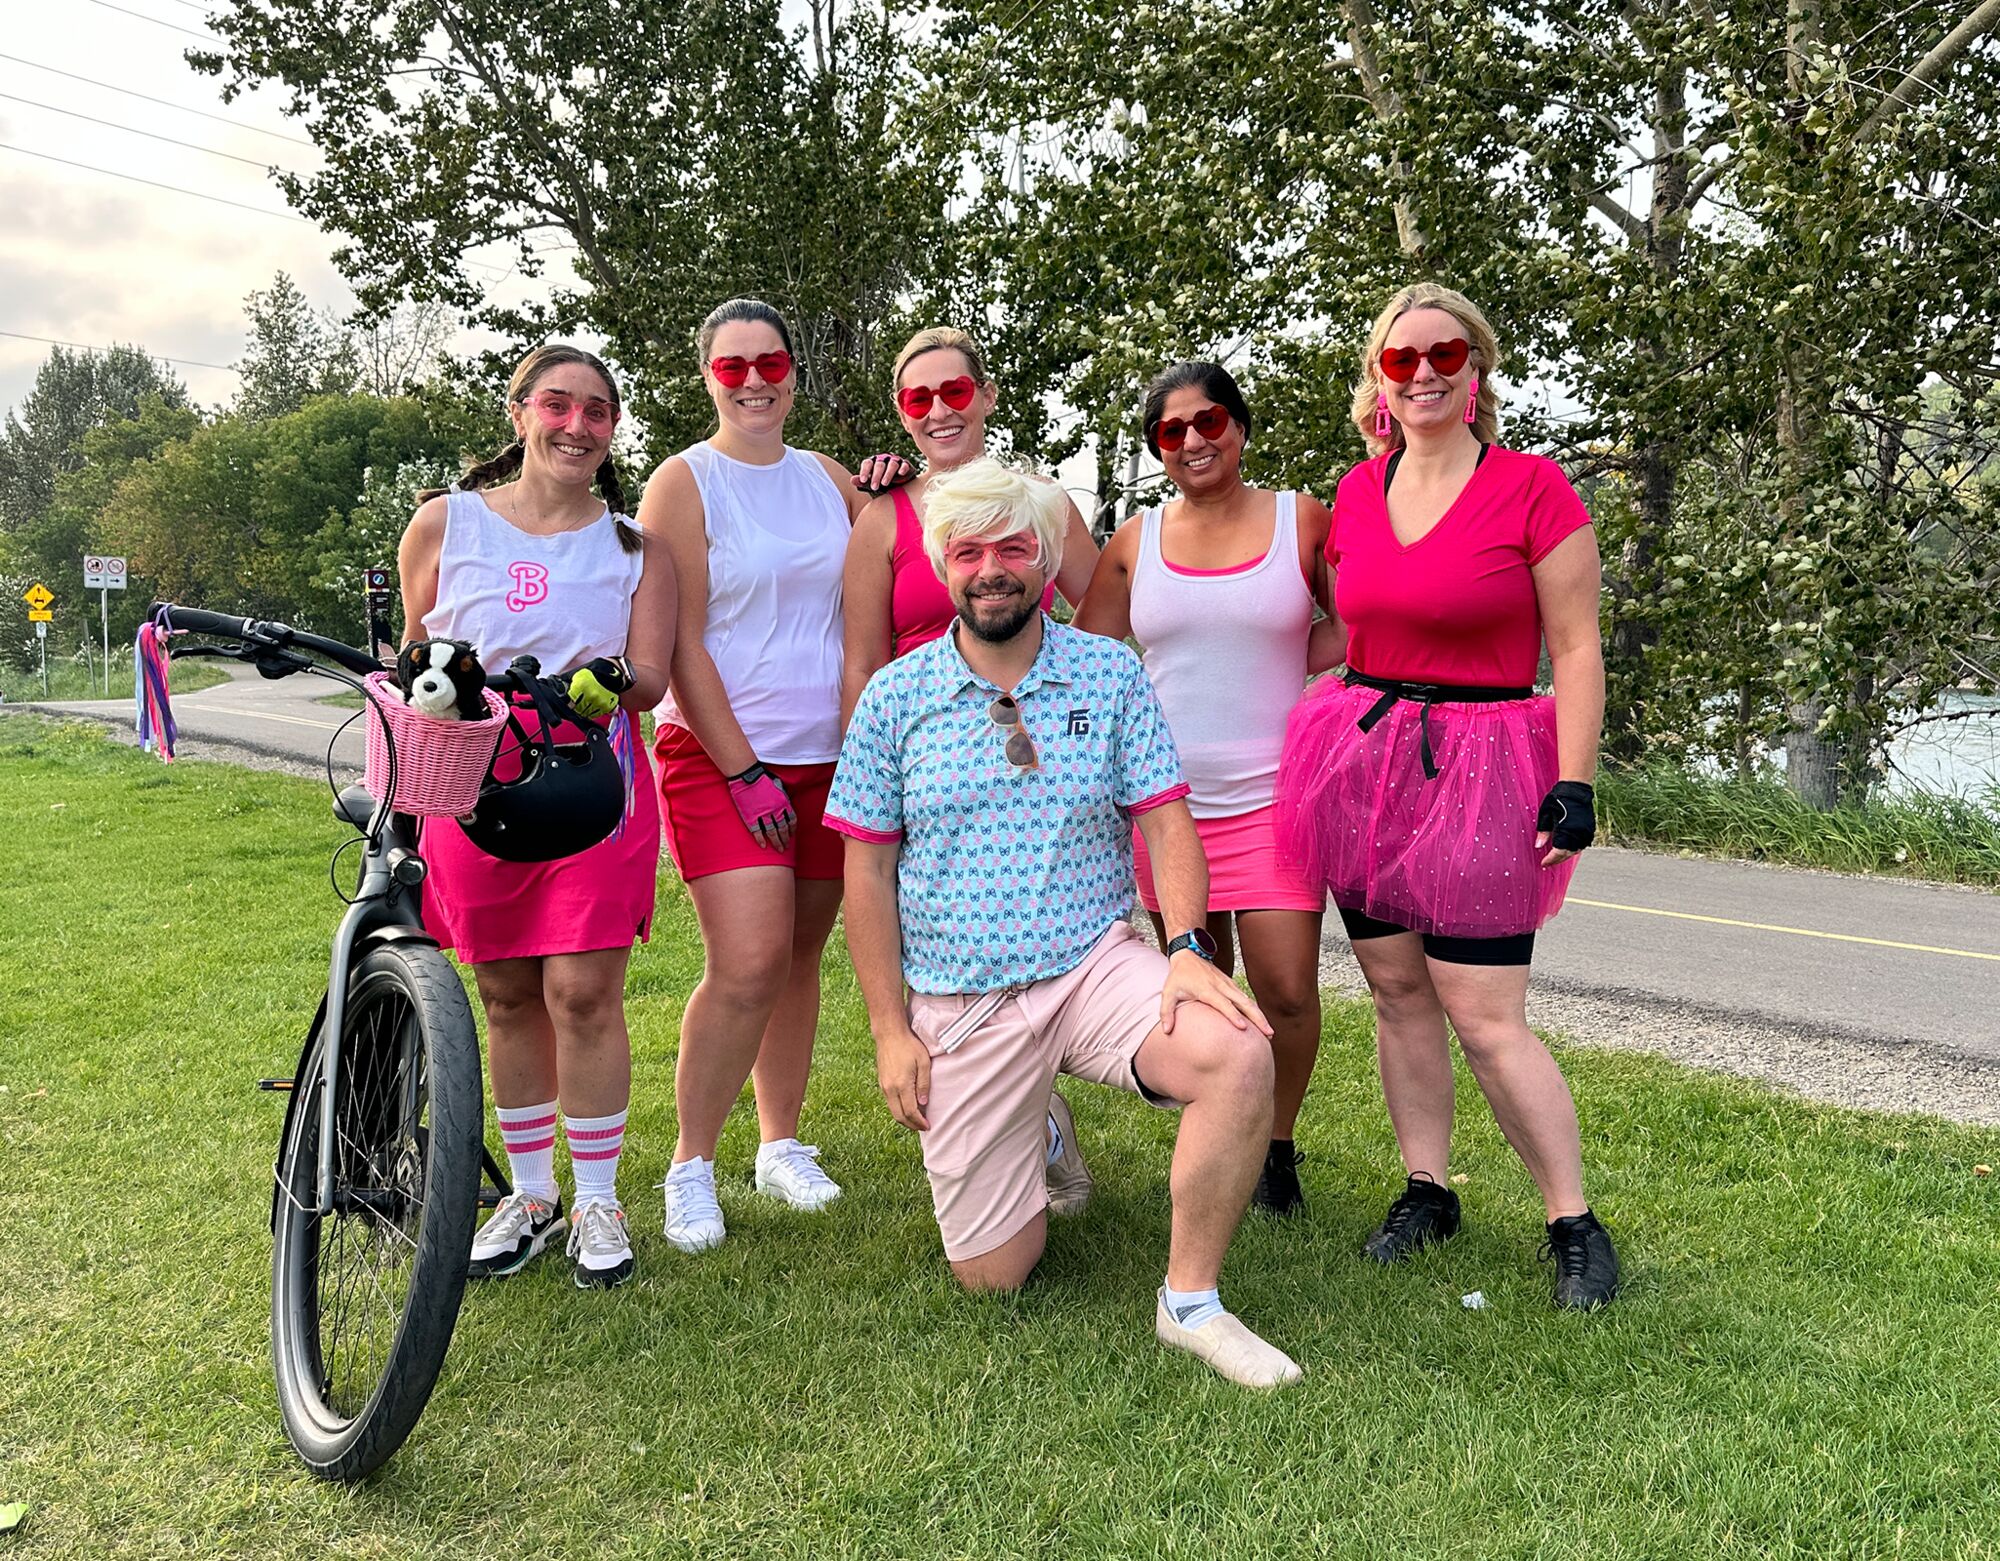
640, 298, 910, 1254
1076, 360, 1345, 1220
398, 343, 677, 1289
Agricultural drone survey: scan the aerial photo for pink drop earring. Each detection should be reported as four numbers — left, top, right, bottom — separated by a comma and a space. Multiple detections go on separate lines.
1375, 392, 1392, 438
1464, 375, 1479, 424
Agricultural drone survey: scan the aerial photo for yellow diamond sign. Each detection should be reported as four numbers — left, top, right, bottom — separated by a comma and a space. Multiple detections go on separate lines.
22, 583, 53, 611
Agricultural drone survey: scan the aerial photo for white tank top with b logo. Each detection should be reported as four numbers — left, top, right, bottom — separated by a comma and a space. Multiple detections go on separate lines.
424, 488, 643, 673
653, 441, 849, 765
1127, 490, 1313, 818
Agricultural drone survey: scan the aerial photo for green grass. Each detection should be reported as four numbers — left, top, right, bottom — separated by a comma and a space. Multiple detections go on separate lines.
0, 654, 228, 704
3, 713, 1998, 1558
1599, 761, 2000, 887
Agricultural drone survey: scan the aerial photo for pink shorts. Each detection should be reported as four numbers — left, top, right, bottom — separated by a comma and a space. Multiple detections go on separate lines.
1132, 804, 1322, 915
653, 722, 843, 881
906, 921, 1180, 1262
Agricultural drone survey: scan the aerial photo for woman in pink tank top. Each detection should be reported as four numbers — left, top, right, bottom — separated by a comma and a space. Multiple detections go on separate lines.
1274, 283, 1618, 1308
1075, 360, 1340, 1220
397, 343, 675, 1289
838, 327, 1099, 729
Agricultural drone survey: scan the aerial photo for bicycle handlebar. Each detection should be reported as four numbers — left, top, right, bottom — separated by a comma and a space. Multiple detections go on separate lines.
151, 602, 385, 677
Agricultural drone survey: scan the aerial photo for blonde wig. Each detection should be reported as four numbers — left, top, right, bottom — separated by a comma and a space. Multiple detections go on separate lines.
1350, 282, 1501, 455
920, 456, 1067, 580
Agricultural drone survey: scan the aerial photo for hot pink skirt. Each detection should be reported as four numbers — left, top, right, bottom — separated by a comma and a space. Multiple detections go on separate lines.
1132, 805, 1323, 914
1274, 680, 1576, 939
421, 708, 661, 964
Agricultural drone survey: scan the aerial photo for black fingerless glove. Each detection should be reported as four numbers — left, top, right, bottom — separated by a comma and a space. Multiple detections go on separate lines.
1536, 780, 1596, 852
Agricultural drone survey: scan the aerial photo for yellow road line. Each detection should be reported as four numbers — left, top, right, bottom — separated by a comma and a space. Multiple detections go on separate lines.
175, 704, 345, 733
1566, 897, 2000, 963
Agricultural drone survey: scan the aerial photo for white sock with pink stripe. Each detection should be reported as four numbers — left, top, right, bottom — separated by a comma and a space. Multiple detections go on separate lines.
564, 1108, 628, 1207
496, 1099, 560, 1203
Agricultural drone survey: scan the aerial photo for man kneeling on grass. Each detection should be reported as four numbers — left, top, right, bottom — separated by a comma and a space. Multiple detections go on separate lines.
826, 456, 1302, 1390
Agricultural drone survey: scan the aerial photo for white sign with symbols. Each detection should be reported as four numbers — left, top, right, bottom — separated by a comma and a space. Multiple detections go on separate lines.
83, 555, 128, 591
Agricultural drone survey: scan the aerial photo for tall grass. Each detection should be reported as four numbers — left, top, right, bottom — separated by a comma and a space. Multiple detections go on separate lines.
0, 648, 228, 703
1598, 762, 2000, 886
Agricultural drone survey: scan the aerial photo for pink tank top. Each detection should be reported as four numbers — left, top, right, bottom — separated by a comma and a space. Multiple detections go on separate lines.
889, 487, 1057, 657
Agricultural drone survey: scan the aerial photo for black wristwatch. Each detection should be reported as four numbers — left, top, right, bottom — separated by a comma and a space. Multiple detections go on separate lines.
1165, 927, 1219, 963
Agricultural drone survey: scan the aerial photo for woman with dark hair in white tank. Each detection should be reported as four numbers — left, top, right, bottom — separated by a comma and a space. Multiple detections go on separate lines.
640, 297, 910, 1255
1076, 360, 1342, 1217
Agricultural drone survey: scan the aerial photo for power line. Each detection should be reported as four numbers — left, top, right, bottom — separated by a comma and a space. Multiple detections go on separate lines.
0, 92, 285, 172
0, 328, 239, 374
82, 0, 221, 44
0, 142, 311, 222
0, 53, 315, 148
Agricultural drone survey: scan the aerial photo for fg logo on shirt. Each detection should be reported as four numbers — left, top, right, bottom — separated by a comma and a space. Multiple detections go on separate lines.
1065, 707, 1091, 736
505, 561, 549, 613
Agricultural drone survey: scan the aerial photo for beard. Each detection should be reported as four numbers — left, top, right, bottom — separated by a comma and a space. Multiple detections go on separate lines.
957, 585, 1039, 644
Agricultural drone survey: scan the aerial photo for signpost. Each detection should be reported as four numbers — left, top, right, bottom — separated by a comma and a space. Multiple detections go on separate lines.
363, 565, 394, 661
83, 556, 127, 695
22, 584, 53, 696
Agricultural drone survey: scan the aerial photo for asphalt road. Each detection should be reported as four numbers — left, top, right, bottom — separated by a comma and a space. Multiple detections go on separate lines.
21, 664, 2000, 1121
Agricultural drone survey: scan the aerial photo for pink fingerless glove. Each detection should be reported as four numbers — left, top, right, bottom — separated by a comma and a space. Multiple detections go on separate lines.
726, 763, 793, 834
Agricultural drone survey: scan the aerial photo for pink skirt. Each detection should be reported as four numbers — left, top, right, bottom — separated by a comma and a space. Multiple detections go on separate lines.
421, 708, 661, 964
1132, 804, 1323, 914
1274, 680, 1576, 939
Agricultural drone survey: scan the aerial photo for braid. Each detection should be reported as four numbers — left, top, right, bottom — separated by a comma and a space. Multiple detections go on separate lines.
597, 453, 642, 554
461, 440, 527, 492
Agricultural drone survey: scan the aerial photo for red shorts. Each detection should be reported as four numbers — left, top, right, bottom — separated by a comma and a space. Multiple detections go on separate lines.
653, 722, 843, 881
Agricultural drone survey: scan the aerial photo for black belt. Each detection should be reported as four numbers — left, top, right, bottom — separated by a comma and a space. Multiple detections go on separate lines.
1345, 670, 1533, 780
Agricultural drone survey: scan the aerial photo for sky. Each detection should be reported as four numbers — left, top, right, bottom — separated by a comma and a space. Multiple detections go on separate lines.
0, 2, 562, 421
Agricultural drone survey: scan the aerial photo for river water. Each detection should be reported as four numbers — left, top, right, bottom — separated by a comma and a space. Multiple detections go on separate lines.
1884, 692, 2000, 801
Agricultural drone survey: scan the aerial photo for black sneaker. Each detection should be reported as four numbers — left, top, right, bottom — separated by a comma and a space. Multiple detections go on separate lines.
1542, 1210, 1619, 1310
1361, 1173, 1461, 1264
1252, 1140, 1305, 1217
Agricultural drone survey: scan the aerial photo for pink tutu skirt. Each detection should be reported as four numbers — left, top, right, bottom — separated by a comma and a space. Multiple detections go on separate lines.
421, 707, 661, 964
1274, 680, 1576, 939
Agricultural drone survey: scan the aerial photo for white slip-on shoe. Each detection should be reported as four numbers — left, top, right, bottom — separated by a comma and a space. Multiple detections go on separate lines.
753, 1140, 843, 1211
661, 1157, 726, 1252
1045, 1090, 1093, 1217
468, 1189, 566, 1279
567, 1197, 636, 1289
1155, 1291, 1304, 1389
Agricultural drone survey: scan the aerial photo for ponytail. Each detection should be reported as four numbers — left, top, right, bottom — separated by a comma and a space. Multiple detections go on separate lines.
417, 439, 525, 504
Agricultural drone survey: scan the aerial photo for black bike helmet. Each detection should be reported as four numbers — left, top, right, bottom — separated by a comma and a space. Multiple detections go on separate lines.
459, 660, 626, 863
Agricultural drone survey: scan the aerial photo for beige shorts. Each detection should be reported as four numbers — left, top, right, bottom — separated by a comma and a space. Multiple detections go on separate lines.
906, 921, 1179, 1261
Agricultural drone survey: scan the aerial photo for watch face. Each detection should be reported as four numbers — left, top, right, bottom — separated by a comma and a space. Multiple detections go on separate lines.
1175, 927, 1218, 958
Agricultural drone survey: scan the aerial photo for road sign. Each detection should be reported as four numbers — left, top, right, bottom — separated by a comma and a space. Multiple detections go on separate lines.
28, 609, 52, 622
22, 583, 52, 611
364, 565, 392, 593
84, 555, 128, 591
35, 620, 47, 639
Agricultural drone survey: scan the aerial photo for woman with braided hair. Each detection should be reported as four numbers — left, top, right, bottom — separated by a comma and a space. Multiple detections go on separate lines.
398, 342, 675, 1290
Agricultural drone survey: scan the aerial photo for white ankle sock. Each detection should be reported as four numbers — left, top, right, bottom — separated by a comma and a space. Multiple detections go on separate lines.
756, 1137, 801, 1167
1161, 1283, 1224, 1331
496, 1100, 559, 1202
564, 1107, 627, 1207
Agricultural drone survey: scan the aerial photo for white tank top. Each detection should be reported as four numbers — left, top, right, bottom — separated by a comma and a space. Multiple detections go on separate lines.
1127, 491, 1313, 818
424, 489, 644, 673
653, 441, 849, 765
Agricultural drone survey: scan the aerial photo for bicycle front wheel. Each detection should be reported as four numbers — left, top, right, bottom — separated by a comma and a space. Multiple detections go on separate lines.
271, 943, 482, 1480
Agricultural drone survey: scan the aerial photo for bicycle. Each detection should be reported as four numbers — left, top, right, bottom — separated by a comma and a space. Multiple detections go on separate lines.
149, 604, 566, 1481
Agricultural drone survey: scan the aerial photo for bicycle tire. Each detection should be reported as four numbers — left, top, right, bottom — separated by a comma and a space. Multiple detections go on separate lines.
270, 943, 482, 1480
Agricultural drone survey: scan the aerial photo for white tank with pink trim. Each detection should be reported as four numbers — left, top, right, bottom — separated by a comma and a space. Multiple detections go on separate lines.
1127, 491, 1313, 818
652, 441, 849, 765
424, 489, 642, 673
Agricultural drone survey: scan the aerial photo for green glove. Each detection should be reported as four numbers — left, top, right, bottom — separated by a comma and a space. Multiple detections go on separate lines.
567, 656, 634, 719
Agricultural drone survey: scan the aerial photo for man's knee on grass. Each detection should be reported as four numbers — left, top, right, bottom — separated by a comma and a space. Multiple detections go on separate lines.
949, 1215, 1046, 1293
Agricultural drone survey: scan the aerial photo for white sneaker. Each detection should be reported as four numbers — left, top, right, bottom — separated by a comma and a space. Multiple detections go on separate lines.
1155, 1291, 1303, 1389
754, 1139, 843, 1211
468, 1189, 566, 1279
661, 1157, 726, 1252
566, 1197, 635, 1289
1045, 1091, 1093, 1217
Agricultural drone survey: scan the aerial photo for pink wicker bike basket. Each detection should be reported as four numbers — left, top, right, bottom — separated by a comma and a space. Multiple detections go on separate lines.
361, 671, 510, 816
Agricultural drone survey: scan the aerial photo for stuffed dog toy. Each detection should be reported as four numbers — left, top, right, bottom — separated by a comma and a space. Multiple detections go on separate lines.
396, 639, 488, 720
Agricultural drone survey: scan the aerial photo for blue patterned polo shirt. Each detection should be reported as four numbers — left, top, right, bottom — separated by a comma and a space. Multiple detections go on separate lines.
826, 617, 1190, 995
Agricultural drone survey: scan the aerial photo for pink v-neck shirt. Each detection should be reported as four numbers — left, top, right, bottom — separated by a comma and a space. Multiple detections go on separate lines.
1328, 447, 1593, 687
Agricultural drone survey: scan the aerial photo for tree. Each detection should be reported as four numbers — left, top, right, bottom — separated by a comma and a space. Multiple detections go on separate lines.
0, 345, 187, 536
235, 271, 360, 420
195, 0, 954, 464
